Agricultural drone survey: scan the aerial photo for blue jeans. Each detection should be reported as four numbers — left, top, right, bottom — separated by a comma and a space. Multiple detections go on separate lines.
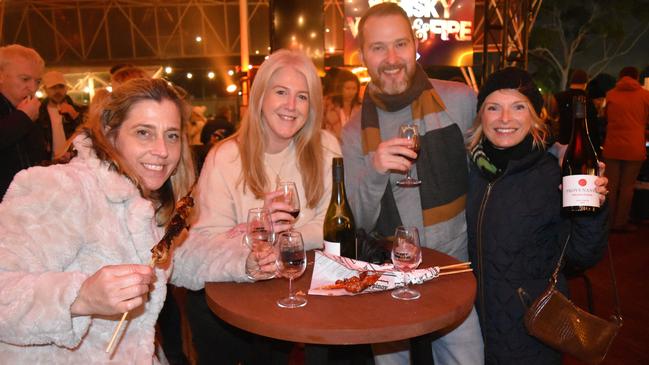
373, 307, 484, 365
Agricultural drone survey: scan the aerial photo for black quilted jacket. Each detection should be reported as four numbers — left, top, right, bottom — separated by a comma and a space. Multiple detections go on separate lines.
466, 145, 609, 365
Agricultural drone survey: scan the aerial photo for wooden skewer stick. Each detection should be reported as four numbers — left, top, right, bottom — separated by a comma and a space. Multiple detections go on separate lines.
105, 312, 129, 353
105, 193, 194, 354
105, 259, 156, 354
438, 262, 471, 271
438, 268, 473, 276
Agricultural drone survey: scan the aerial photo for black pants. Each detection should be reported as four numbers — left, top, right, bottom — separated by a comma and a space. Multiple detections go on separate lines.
185, 289, 292, 365
158, 284, 189, 365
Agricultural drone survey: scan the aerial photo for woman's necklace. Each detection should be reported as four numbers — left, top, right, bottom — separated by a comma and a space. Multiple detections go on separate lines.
265, 155, 287, 187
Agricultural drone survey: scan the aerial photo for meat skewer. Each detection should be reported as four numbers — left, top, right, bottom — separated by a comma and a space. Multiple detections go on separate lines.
319, 271, 383, 293
105, 193, 194, 354
317, 262, 473, 294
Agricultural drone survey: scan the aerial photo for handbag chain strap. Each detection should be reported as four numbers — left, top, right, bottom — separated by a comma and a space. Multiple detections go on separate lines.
552, 230, 623, 325
606, 243, 623, 324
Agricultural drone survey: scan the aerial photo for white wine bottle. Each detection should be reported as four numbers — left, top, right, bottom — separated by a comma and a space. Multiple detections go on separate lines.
562, 95, 600, 213
323, 158, 357, 258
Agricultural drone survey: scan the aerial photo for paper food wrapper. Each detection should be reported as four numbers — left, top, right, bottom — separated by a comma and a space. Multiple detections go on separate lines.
308, 251, 441, 296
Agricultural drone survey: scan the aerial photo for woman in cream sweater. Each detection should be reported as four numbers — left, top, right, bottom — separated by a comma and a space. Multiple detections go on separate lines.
185, 49, 341, 365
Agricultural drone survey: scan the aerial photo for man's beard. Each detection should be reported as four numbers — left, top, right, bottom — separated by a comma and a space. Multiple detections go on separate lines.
372, 62, 414, 95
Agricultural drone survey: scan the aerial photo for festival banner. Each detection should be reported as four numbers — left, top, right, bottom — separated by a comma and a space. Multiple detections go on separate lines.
344, 0, 475, 67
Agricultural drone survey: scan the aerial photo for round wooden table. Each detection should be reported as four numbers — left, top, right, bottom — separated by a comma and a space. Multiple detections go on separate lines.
205, 248, 475, 345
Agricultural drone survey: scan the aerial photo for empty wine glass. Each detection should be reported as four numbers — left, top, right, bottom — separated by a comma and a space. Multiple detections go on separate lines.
274, 181, 301, 225
245, 207, 276, 279
396, 123, 421, 187
391, 226, 423, 300
276, 231, 307, 308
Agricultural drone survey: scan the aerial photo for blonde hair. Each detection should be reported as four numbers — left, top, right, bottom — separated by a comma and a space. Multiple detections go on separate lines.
0, 44, 44, 70
467, 90, 549, 151
80, 78, 195, 225
226, 49, 324, 208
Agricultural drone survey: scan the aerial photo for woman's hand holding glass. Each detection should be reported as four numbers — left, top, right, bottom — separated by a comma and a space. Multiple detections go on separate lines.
245, 243, 278, 281
274, 181, 300, 225
263, 185, 298, 233
244, 208, 277, 280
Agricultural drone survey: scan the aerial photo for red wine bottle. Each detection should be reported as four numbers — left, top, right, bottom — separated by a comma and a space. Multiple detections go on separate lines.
323, 158, 357, 258
561, 95, 600, 213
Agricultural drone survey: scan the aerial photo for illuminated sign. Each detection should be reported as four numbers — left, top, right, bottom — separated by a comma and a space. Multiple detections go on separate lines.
344, 0, 475, 67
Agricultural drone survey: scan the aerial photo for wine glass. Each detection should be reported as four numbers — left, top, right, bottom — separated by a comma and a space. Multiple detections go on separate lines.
245, 208, 276, 279
274, 181, 301, 225
276, 231, 308, 308
396, 123, 422, 187
391, 226, 423, 300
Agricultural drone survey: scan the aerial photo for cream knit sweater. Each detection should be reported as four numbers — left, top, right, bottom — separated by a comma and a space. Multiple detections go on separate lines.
188, 130, 342, 251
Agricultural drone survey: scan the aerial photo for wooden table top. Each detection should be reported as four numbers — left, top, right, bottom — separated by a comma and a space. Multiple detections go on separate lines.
205, 248, 476, 345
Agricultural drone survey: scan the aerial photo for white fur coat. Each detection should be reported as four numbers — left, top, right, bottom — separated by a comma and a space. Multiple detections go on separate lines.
0, 136, 250, 364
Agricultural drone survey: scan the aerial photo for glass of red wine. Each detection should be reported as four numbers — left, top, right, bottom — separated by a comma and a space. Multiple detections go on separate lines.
275, 181, 301, 225
396, 123, 421, 187
276, 230, 307, 308
391, 226, 422, 300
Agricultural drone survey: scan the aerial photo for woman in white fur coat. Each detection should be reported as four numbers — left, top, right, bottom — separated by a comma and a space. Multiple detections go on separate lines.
0, 78, 276, 364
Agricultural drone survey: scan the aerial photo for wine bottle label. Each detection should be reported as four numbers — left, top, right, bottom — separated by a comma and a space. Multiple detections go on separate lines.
562, 175, 600, 207
323, 240, 341, 256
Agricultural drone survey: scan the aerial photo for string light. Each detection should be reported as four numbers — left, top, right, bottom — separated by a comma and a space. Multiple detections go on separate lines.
35, 90, 44, 98
195, 36, 202, 43
164, 66, 173, 74
207, 71, 215, 79
226, 84, 238, 93
228, 70, 234, 76
186, 72, 193, 79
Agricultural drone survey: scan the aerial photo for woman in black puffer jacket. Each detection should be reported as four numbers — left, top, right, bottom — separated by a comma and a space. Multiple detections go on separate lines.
465, 67, 610, 365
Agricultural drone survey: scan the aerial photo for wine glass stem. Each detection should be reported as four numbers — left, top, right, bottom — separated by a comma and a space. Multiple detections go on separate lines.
403, 272, 409, 290
406, 167, 412, 180
288, 277, 294, 299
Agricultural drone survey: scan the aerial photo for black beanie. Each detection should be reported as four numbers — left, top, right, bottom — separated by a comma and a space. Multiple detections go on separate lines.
477, 67, 544, 115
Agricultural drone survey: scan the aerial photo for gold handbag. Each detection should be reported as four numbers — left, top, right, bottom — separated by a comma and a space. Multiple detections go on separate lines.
520, 236, 623, 365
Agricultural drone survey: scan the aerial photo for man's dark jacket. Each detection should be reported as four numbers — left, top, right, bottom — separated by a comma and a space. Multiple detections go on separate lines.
0, 93, 48, 201
36, 95, 85, 157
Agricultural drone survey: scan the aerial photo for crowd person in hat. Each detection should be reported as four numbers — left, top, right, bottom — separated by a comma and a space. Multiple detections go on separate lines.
553, 69, 602, 153
36, 70, 86, 160
341, 3, 483, 364
466, 67, 610, 364
0, 78, 276, 363
192, 114, 235, 173
602, 66, 649, 233
0, 44, 47, 201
